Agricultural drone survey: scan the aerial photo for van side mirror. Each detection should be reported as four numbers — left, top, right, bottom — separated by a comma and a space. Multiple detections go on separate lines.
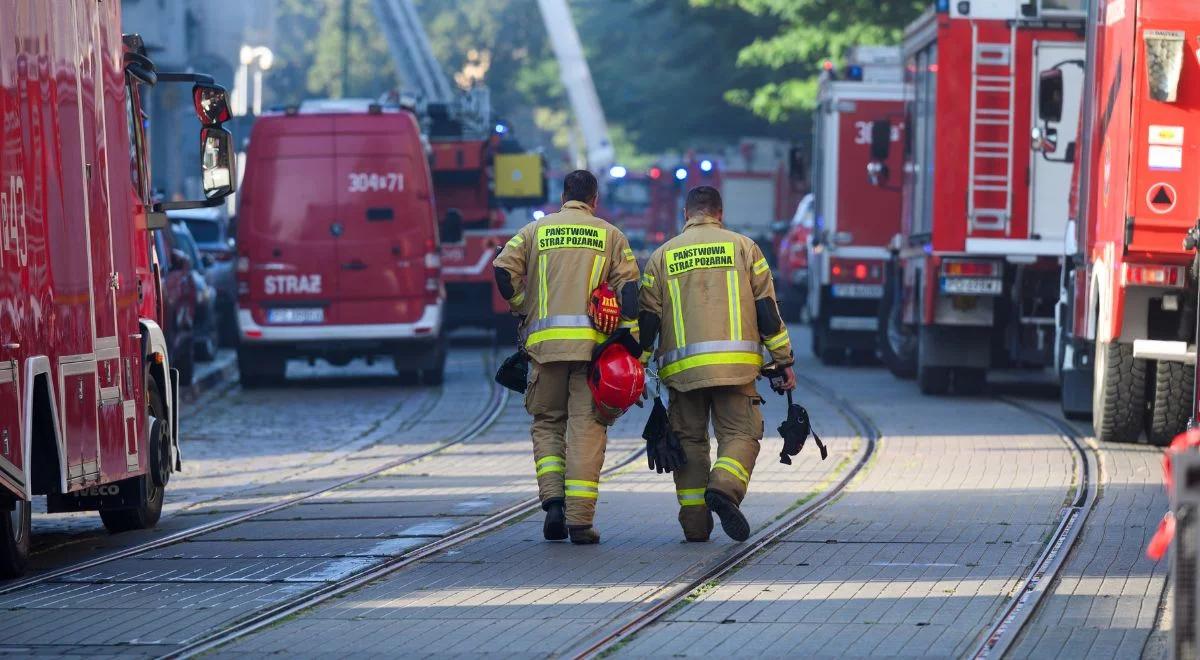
152, 74, 238, 213
1038, 69, 1064, 122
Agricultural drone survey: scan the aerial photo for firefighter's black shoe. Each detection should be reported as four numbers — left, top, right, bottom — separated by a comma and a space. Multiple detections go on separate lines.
569, 525, 601, 545
705, 490, 749, 542
543, 499, 567, 541
681, 507, 713, 542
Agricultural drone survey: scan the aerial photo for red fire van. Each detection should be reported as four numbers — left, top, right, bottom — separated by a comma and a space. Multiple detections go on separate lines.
235, 101, 446, 386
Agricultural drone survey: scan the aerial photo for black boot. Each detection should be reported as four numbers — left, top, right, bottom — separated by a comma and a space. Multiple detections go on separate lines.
543, 499, 567, 541
568, 525, 601, 545
705, 490, 749, 542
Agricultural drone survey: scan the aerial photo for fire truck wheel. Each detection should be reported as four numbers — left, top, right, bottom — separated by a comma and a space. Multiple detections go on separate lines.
1092, 341, 1146, 444
0, 498, 31, 579
420, 344, 447, 387
1146, 360, 1193, 446
146, 382, 171, 489
917, 365, 951, 395
812, 316, 844, 365
238, 347, 286, 389
878, 260, 916, 380
954, 368, 987, 396
99, 474, 164, 533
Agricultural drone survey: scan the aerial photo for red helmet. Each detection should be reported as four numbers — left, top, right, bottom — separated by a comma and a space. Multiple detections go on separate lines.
589, 340, 645, 426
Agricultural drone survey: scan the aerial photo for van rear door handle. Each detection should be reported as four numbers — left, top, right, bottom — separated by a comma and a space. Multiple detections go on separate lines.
341, 260, 368, 271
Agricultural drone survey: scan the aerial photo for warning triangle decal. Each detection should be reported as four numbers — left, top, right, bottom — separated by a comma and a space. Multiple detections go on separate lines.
1153, 186, 1173, 205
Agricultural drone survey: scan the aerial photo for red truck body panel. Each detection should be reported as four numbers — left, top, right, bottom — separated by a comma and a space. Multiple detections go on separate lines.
1, 1, 163, 500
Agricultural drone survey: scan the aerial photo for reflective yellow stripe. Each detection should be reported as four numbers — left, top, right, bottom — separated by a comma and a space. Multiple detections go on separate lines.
668, 279, 686, 347
510, 290, 526, 307
536, 456, 565, 477
677, 488, 706, 506
659, 352, 763, 379
589, 255, 607, 291
565, 479, 599, 499
507, 235, 525, 248
764, 329, 790, 350
619, 319, 637, 329
726, 271, 742, 341
623, 247, 636, 261
753, 257, 770, 275
640, 350, 653, 364
713, 457, 750, 484
641, 273, 656, 288
538, 254, 548, 319
526, 328, 607, 346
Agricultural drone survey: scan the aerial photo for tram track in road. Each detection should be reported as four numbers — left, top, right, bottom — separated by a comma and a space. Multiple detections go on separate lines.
0, 347, 509, 598
563, 375, 881, 659
970, 397, 1098, 660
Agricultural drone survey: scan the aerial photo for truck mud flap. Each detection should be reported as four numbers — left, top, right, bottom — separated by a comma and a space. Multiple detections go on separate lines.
47, 477, 143, 513
170, 367, 181, 470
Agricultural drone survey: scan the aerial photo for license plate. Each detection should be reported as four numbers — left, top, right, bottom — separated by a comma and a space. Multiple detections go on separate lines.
941, 277, 1003, 295
830, 284, 883, 299
267, 308, 324, 324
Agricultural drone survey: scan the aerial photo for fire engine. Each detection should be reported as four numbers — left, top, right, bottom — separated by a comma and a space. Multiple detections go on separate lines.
807, 47, 906, 364
0, 4, 237, 575
1056, 0, 1200, 444
599, 167, 679, 260
871, 0, 1087, 394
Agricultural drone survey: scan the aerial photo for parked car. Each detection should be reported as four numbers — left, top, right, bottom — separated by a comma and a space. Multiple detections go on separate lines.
171, 222, 220, 362
152, 224, 198, 386
169, 207, 238, 346
777, 194, 815, 322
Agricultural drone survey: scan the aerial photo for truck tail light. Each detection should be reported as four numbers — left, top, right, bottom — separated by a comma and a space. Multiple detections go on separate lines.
424, 239, 442, 301
942, 259, 1000, 278
831, 259, 883, 284
1124, 263, 1184, 287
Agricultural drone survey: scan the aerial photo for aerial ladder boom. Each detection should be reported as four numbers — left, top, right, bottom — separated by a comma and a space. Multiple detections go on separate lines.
372, 0, 456, 104
536, 0, 614, 171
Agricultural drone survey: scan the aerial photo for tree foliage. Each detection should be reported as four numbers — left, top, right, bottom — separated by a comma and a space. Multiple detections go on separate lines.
272, 0, 398, 104
691, 0, 926, 121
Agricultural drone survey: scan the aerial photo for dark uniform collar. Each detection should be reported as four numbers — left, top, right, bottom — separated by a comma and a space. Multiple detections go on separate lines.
561, 200, 595, 215
684, 214, 722, 230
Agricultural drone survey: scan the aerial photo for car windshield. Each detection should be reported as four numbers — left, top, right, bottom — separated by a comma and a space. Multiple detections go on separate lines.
182, 219, 222, 244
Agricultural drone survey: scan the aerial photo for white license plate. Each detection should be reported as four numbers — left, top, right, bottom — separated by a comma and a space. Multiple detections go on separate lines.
267, 308, 324, 324
830, 284, 883, 299
941, 277, 1003, 295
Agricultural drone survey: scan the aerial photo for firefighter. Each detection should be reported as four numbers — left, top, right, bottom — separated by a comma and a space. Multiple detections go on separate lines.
639, 186, 796, 542
493, 170, 641, 545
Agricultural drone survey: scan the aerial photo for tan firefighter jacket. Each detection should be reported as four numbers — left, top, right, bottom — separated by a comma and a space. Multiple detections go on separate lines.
640, 215, 793, 392
493, 201, 640, 364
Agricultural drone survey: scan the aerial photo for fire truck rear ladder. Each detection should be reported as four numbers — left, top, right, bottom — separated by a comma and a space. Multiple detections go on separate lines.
968, 23, 1017, 235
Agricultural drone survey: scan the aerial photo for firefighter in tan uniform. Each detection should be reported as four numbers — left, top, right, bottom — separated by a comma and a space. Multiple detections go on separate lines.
492, 170, 640, 545
639, 186, 796, 542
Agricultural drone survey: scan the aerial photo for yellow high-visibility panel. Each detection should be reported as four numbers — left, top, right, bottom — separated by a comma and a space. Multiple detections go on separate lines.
495, 153, 545, 199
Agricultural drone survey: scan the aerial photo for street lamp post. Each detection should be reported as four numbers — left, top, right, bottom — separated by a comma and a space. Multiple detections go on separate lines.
235, 45, 274, 116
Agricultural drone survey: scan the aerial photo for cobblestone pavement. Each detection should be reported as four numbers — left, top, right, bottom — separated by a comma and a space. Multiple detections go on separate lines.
216, 351, 861, 657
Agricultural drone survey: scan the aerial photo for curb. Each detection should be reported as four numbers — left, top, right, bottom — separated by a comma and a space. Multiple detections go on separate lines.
180, 351, 238, 404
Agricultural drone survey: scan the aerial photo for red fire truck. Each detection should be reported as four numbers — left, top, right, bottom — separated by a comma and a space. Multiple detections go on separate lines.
871, 0, 1086, 394
807, 47, 906, 364
1056, 0, 1200, 444
1, 5, 236, 575
600, 167, 679, 260
434, 122, 545, 340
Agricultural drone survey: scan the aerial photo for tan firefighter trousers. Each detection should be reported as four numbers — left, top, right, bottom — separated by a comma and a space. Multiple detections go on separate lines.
667, 382, 764, 538
526, 360, 607, 527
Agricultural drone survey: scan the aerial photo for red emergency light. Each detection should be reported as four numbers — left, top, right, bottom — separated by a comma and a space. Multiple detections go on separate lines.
831, 259, 883, 284
649, 167, 662, 180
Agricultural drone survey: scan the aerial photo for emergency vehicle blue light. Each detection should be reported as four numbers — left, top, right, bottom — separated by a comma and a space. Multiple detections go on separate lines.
609, 165, 628, 179
533, 210, 545, 220
700, 159, 714, 173
495, 123, 508, 134
936, 0, 950, 12
847, 65, 864, 81
675, 167, 688, 181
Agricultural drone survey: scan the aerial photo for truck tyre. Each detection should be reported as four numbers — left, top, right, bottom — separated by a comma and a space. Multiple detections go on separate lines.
0, 498, 31, 578
954, 368, 987, 396
878, 259, 916, 380
420, 337, 448, 386
1146, 360, 1193, 446
238, 347, 286, 389
812, 313, 844, 365
1093, 341, 1146, 444
100, 377, 166, 533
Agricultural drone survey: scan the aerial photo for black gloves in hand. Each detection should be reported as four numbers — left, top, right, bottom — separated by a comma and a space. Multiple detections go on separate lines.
495, 349, 531, 394
778, 391, 828, 464
642, 396, 687, 474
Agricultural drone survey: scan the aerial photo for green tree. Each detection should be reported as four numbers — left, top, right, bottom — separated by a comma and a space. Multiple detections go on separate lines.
691, 0, 925, 121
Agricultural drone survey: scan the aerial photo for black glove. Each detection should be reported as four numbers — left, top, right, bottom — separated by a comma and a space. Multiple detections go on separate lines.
778, 390, 827, 464
642, 396, 687, 473
495, 349, 531, 394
